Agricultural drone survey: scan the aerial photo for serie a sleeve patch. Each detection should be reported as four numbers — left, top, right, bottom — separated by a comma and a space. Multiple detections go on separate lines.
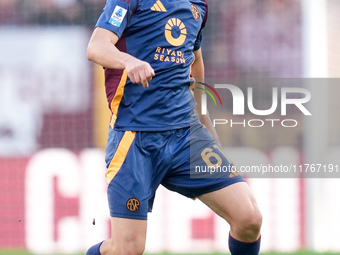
109, 5, 128, 27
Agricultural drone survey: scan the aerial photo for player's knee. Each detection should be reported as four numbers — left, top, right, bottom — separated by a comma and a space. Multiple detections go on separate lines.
236, 207, 262, 239
103, 237, 145, 255
227, 202, 262, 242
116, 239, 145, 255
119, 246, 144, 255
129, 242, 145, 255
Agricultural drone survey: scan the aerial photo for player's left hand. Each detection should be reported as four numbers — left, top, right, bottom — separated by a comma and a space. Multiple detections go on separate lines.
124, 57, 155, 88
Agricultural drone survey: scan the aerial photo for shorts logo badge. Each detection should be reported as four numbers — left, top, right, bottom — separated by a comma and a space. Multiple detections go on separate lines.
109, 5, 127, 27
191, 4, 200, 21
126, 198, 140, 212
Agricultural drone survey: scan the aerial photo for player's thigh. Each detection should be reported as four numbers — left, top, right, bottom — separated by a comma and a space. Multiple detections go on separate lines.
111, 217, 147, 247
105, 129, 153, 220
198, 182, 262, 230
101, 217, 147, 255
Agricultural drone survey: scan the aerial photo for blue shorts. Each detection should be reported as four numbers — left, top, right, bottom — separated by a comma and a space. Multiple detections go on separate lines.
105, 123, 245, 220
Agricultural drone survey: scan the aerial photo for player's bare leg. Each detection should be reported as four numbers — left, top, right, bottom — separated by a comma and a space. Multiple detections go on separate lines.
199, 182, 262, 254
86, 218, 147, 255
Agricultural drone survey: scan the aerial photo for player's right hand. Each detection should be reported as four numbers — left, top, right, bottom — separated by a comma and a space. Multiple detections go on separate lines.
124, 57, 155, 88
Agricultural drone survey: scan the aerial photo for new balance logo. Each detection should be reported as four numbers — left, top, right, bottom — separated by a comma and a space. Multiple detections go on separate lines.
151, 0, 167, 12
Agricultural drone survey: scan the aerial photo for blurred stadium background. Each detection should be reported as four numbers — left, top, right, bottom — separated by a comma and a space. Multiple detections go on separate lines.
0, 0, 340, 254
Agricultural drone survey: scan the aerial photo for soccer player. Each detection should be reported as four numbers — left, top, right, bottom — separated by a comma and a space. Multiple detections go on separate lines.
86, 0, 262, 254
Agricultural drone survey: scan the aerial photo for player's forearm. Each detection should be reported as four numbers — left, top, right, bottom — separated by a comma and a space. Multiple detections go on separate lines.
192, 49, 205, 116
191, 49, 204, 79
197, 107, 222, 147
192, 49, 222, 146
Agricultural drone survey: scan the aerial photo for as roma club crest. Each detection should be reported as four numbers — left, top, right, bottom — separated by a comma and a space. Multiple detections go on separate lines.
191, 4, 200, 21
126, 198, 140, 212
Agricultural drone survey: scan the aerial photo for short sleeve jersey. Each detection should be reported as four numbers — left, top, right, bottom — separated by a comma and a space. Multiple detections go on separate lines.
96, 0, 208, 131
